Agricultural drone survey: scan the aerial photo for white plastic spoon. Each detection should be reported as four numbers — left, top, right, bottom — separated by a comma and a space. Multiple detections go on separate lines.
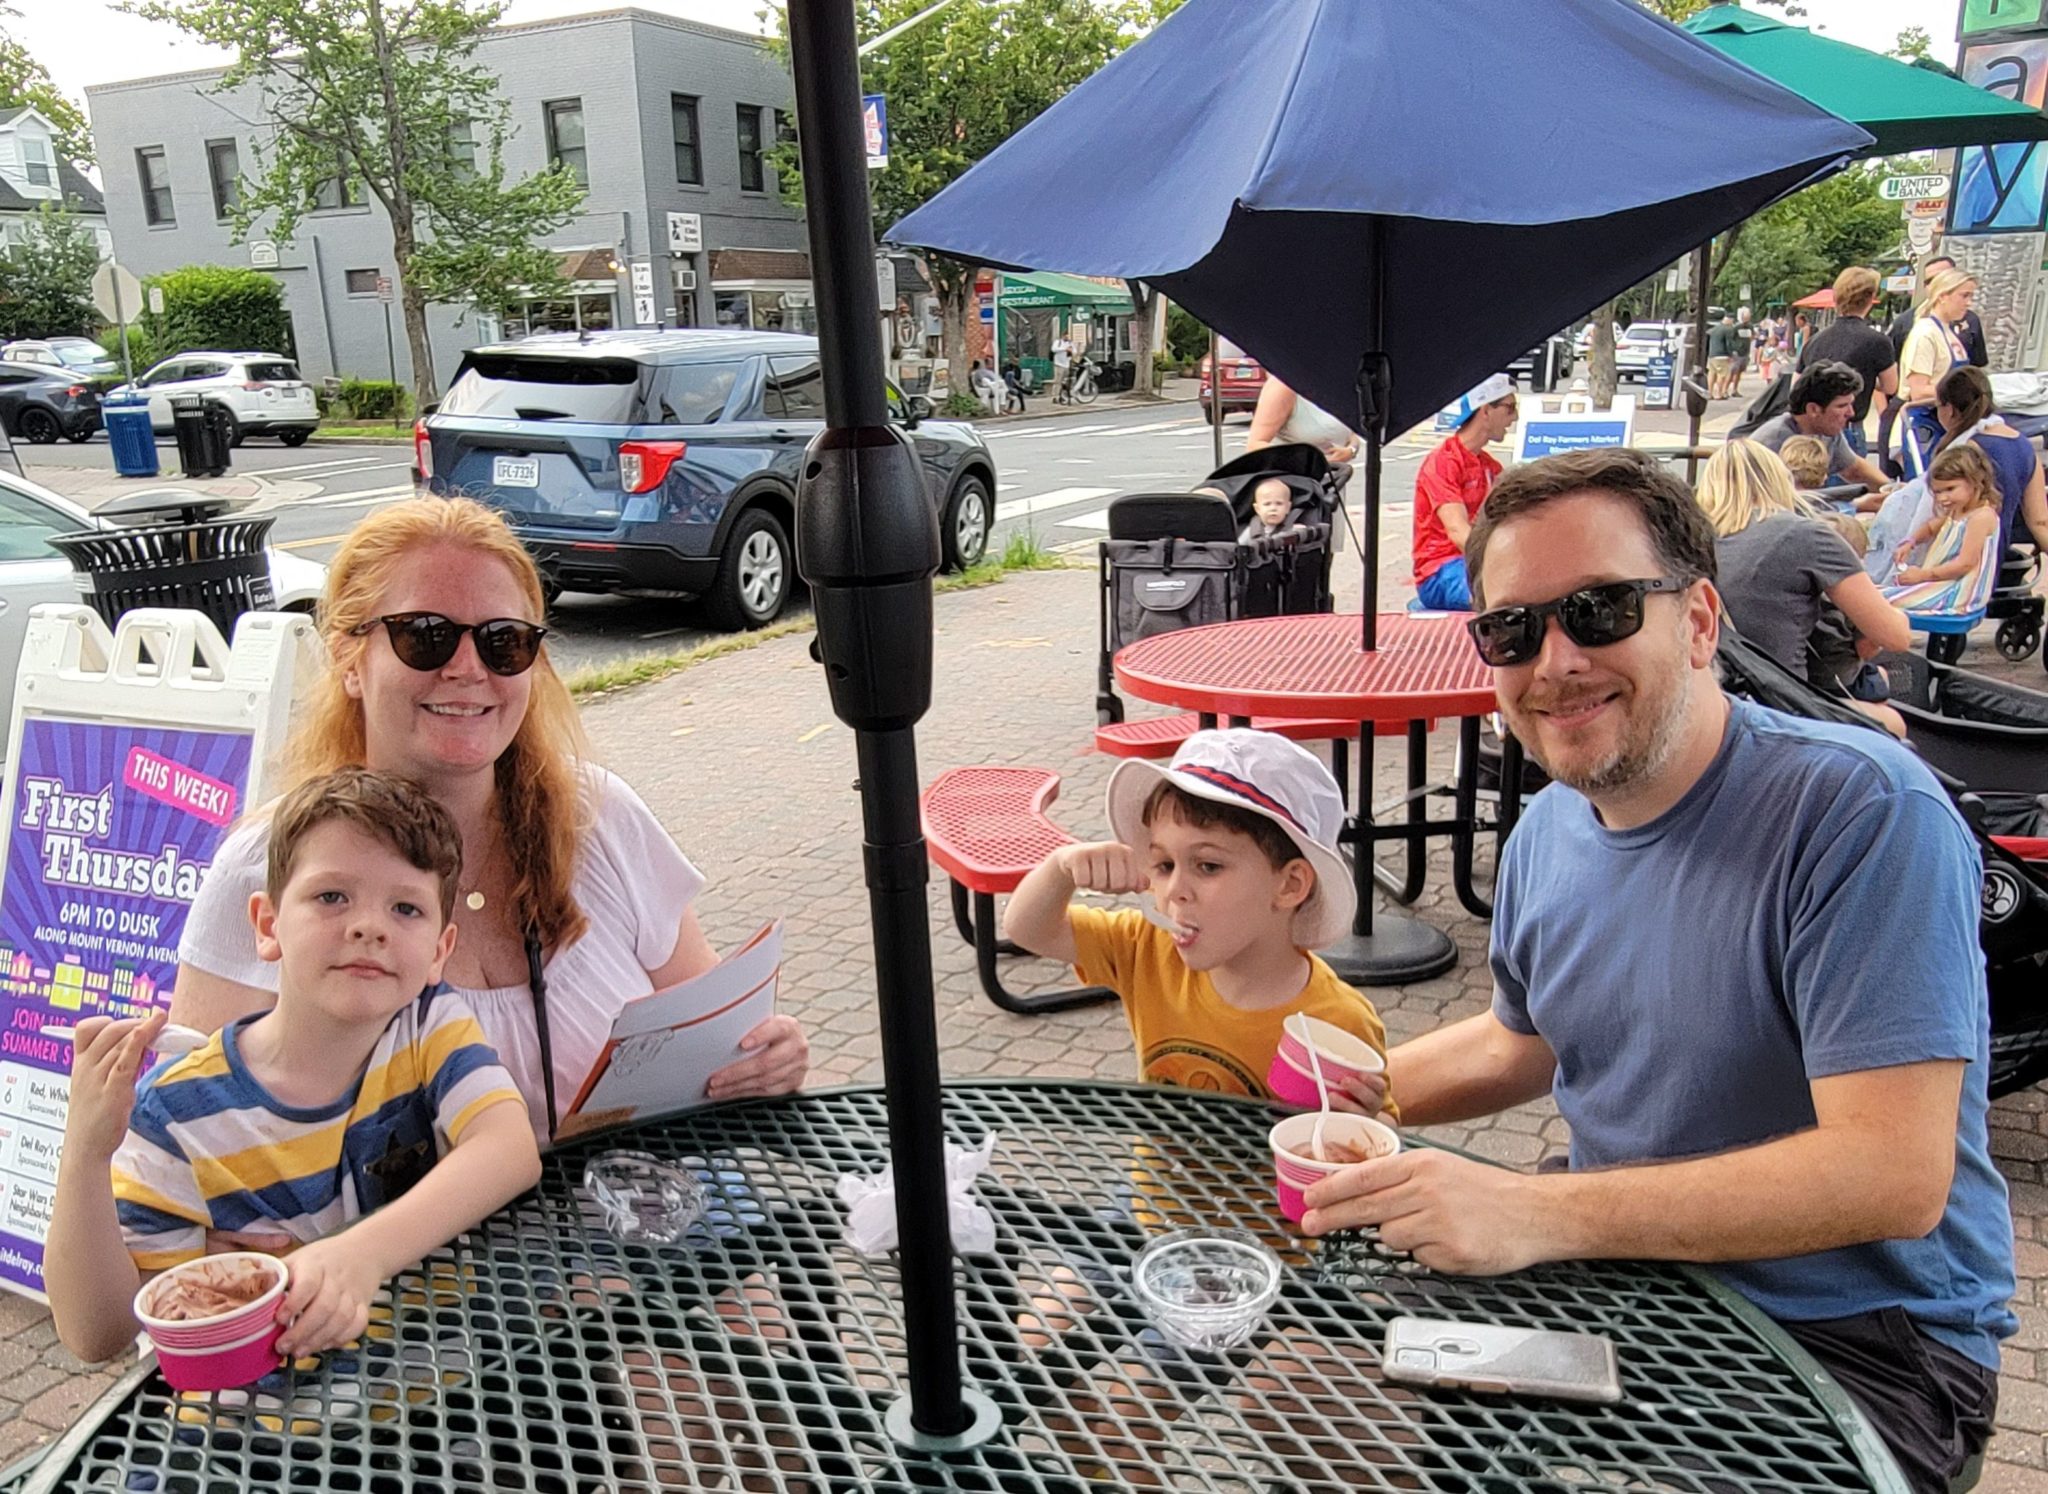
1295, 1014, 1335, 1161
42, 1021, 210, 1055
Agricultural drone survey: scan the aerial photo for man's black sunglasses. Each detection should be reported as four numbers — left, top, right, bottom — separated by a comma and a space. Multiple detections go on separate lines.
1465, 578, 1691, 668
351, 613, 548, 677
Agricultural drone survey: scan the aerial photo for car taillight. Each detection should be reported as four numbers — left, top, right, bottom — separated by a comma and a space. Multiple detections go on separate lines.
413, 419, 434, 480
65, 385, 86, 397
619, 440, 687, 494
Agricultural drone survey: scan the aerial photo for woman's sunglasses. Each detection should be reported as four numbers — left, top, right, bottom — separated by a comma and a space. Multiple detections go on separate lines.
1465, 578, 1690, 668
351, 613, 548, 677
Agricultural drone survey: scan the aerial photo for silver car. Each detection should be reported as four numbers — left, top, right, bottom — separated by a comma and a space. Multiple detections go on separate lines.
0, 469, 327, 756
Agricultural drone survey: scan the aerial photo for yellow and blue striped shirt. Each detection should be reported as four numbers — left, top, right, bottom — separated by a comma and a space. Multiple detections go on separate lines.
111, 988, 523, 1271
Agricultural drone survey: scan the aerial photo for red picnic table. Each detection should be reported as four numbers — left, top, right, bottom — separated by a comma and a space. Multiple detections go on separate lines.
1114, 611, 1527, 985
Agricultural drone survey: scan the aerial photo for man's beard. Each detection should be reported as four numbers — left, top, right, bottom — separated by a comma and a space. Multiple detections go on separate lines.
1512, 666, 1693, 799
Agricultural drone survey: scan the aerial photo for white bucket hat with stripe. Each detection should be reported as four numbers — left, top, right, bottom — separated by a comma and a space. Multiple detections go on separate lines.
1104, 728, 1354, 951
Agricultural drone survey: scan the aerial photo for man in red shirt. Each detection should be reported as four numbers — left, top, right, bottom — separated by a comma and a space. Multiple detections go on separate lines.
1413, 374, 1517, 610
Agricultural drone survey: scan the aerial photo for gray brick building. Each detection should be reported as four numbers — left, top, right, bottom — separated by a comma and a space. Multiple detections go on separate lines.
84, 7, 814, 390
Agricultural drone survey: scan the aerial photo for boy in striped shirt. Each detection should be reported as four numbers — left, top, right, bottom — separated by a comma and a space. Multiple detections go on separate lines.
47, 768, 541, 1364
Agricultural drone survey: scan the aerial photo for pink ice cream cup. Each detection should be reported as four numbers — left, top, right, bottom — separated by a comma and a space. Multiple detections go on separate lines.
1268, 1112, 1400, 1224
1266, 1013, 1385, 1109
133, 1252, 287, 1391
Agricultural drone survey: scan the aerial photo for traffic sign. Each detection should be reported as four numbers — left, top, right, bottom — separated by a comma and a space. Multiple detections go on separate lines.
1882, 174, 1950, 201
89, 262, 143, 324
375, 275, 393, 303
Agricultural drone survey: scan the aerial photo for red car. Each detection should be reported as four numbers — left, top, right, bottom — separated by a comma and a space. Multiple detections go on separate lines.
1199, 340, 1266, 419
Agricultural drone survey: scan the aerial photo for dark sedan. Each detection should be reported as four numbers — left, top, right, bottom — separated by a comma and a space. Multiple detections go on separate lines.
0, 363, 100, 444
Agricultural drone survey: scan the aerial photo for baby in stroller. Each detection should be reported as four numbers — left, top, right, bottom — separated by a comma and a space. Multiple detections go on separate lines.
1237, 478, 1299, 544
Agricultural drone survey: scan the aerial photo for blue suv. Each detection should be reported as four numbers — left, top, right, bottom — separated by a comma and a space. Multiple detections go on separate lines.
416, 330, 998, 629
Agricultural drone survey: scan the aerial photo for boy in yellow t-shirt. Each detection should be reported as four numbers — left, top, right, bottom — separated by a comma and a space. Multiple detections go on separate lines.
1005, 729, 1392, 1118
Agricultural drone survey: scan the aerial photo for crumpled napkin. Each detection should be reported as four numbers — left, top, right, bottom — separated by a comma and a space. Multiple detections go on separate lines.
837, 1134, 998, 1256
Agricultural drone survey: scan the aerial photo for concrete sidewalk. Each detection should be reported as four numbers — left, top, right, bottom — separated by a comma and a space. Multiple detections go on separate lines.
5, 539, 2048, 1489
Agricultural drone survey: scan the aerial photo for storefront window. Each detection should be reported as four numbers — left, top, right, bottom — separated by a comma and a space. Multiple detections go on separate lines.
500, 292, 616, 338
711, 289, 818, 334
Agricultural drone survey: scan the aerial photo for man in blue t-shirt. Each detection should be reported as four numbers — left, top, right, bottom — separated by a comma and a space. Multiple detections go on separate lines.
1300, 448, 2014, 1493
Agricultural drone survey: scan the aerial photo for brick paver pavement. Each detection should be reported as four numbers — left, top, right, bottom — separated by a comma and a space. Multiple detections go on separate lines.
6, 554, 2048, 1487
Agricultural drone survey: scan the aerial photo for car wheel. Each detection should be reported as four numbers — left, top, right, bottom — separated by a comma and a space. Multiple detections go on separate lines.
704, 507, 791, 631
63, 426, 93, 443
212, 406, 243, 447
942, 476, 992, 571
17, 407, 59, 444
279, 428, 310, 447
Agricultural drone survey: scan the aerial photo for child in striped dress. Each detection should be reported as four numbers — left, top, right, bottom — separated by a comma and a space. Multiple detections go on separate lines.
1885, 442, 2003, 614
46, 768, 540, 1365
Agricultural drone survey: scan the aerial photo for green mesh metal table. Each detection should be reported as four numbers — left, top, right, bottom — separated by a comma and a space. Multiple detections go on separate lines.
25, 1083, 1907, 1493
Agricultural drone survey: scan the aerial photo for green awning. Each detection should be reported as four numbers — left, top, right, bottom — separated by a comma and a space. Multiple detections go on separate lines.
1684, 5, 2048, 156
998, 270, 1132, 311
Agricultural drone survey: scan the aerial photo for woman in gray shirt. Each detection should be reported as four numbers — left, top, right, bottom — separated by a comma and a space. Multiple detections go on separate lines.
1696, 441, 1912, 735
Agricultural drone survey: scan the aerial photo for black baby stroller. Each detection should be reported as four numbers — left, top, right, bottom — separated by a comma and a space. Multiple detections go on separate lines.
1719, 629, 2048, 1097
1095, 443, 1341, 728
1202, 442, 1345, 619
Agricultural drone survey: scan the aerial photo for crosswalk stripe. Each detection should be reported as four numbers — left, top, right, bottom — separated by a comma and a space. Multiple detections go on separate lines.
1057, 509, 1112, 531
292, 482, 415, 508
1108, 418, 1203, 436
1007, 423, 1119, 440
262, 456, 396, 478
995, 486, 1118, 522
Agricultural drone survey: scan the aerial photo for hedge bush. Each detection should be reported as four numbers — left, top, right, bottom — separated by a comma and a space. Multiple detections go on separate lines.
338, 378, 407, 421
141, 266, 293, 364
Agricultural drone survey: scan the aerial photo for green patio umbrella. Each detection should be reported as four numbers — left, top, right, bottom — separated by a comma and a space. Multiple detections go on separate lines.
1672, 4, 2048, 461
1684, 4, 2048, 155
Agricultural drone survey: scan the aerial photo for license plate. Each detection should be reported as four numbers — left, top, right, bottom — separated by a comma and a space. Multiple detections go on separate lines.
493, 456, 540, 487
1235, 364, 1256, 379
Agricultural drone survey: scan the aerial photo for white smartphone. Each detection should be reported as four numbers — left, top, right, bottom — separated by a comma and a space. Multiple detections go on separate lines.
1381, 1317, 1624, 1405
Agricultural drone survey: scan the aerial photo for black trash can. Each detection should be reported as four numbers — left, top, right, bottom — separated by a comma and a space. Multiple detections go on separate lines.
50, 491, 276, 639
170, 394, 231, 479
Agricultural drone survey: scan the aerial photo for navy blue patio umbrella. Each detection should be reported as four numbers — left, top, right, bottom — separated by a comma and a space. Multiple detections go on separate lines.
890, 0, 1873, 647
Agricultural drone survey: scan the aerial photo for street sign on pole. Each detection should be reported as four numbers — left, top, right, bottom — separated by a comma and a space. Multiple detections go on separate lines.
1882, 174, 1951, 201
876, 254, 896, 313
863, 94, 888, 170
375, 275, 393, 303
147, 287, 165, 316
89, 262, 143, 326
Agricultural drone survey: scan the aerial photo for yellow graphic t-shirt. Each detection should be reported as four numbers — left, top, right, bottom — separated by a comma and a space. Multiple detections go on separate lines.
1069, 905, 1397, 1120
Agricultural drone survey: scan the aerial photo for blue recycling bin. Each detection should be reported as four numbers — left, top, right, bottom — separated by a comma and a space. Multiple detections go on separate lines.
104, 394, 159, 478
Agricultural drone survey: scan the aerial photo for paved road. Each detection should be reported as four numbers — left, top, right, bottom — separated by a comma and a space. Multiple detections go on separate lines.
12, 388, 1709, 677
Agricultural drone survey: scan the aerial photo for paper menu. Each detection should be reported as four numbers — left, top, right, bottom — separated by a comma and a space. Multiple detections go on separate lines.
559, 921, 781, 1137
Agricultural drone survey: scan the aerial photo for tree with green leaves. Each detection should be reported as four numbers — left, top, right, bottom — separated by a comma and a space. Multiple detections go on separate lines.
121, 0, 585, 405
0, 205, 100, 340
766, 0, 1171, 396
1892, 27, 1933, 63
0, 4, 93, 167
1713, 163, 1904, 310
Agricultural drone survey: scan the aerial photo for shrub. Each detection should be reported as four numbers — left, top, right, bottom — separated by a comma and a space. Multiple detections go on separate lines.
943, 391, 984, 418
98, 325, 153, 378
338, 378, 407, 421
141, 266, 293, 363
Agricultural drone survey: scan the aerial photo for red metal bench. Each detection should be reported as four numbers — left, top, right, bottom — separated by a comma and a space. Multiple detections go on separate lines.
921, 765, 1117, 1016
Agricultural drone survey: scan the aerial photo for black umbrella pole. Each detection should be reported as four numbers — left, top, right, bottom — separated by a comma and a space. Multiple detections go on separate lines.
1362, 429, 1382, 652
785, 0, 969, 1444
